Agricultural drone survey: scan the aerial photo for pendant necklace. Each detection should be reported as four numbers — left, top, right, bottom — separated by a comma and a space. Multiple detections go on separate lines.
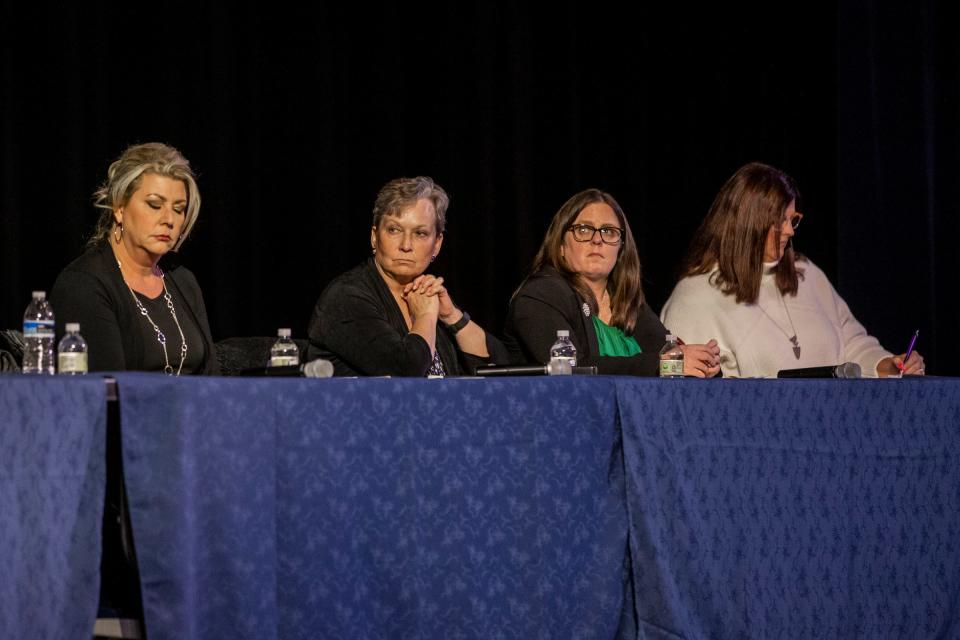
117, 258, 188, 375
757, 293, 801, 359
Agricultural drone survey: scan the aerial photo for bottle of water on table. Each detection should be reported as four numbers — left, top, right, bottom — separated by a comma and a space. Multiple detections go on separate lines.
547, 329, 577, 375
269, 328, 299, 367
659, 334, 684, 378
58, 323, 88, 375
23, 291, 55, 375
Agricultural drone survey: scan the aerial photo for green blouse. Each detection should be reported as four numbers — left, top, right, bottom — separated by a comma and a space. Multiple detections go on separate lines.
592, 316, 642, 357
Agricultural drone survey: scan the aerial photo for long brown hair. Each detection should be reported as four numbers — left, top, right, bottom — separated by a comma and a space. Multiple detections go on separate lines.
681, 162, 804, 304
523, 188, 645, 333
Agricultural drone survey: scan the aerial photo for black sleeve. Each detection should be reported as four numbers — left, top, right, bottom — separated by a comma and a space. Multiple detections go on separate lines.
483, 332, 511, 366
507, 285, 581, 366
51, 269, 127, 372
454, 331, 512, 374
308, 283, 432, 377
632, 303, 669, 355
177, 269, 220, 375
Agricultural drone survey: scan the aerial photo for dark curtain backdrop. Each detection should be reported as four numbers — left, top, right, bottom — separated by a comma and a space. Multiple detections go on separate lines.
2, 3, 956, 374
838, 0, 958, 376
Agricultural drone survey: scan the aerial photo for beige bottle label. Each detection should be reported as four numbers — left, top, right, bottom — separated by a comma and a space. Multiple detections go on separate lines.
659, 359, 684, 377
58, 352, 88, 374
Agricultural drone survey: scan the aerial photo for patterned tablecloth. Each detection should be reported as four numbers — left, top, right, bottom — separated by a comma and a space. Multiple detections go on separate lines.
112, 373, 960, 640
0, 375, 107, 638
616, 377, 960, 639
116, 374, 630, 640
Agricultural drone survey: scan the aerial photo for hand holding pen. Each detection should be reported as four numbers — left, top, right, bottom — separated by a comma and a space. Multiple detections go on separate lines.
895, 330, 925, 376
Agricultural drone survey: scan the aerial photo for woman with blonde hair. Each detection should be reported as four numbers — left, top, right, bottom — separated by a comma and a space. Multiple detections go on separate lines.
51, 142, 217, 374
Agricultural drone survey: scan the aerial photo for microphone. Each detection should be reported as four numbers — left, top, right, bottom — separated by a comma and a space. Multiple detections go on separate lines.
473, 364, 599, 376
243, 359, 335, 377
302, 359, 334, 378
777, 362, 862, 379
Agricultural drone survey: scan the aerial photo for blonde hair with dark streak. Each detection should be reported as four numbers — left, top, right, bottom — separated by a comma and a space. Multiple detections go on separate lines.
371, 176, 449, 235
523, 188, 645, 334
681, 162, 804, 304
88, 142, 201, 251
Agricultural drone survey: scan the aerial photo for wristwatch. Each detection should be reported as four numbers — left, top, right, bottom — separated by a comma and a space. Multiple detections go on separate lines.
442, 311, 471, 335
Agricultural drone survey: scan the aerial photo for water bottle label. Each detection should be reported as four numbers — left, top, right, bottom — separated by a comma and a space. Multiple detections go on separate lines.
659, 359, 684, 377
58, 352, 88, 374
24, 320, 55, 338
270, 355, 299, 367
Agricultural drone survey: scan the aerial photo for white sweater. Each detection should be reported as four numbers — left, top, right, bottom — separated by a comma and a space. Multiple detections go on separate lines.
660, 259, 891, 378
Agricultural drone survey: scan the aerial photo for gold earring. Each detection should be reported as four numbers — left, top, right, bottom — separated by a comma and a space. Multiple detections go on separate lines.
113, 223, 123, 243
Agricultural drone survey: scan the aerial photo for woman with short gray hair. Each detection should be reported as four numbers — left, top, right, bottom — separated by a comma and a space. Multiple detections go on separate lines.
307, 176, 506, 376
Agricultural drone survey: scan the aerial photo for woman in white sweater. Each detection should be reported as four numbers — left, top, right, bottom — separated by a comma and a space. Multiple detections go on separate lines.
661, 162, 924, 378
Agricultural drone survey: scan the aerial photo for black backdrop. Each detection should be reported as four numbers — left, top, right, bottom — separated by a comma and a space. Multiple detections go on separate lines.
3, 2, 957, 374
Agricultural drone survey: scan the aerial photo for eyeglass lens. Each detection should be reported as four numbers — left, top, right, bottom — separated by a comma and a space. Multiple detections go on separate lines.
570, 224, 622, 244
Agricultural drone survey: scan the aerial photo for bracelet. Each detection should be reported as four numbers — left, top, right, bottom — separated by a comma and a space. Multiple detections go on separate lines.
442, 311, 471, 335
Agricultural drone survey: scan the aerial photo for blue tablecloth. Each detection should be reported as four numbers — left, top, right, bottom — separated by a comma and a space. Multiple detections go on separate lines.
616, 378, 960, 639
113, 373, 960, 640
115, 373, 630, 640
0, 375, 107, 638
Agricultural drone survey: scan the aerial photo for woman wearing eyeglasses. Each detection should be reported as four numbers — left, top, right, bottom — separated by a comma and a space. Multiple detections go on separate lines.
660, 162, 924, 378
503, 188, 721, 377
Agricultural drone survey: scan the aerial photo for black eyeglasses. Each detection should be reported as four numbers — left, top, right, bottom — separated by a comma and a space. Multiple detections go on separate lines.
567, 224, 623, 245
785, 212, 803, 230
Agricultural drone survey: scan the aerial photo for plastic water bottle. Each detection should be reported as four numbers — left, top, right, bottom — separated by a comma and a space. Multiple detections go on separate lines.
23, 291, 55, 375
58, 323, 88, 375
659, 334, 684, 378
547, 329, 577, 375
269, 328, 299, 367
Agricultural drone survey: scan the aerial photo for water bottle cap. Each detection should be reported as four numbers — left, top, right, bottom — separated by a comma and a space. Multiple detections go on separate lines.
556, 330, 570, 337
32, 291, 46, 299
665, 334, 676, 341
66, 322, 80, 332
278, 328, 292, 338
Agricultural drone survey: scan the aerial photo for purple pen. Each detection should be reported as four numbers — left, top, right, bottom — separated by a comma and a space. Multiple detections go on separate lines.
899, 330, 919, 372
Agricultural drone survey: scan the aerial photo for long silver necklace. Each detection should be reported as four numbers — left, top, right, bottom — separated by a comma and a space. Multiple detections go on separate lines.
118, 259, 188, 375
756, 293, 801, 359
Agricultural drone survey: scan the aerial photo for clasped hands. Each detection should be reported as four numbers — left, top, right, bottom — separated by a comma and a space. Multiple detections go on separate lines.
402, 274, 460, 324
680, 339, 722, 378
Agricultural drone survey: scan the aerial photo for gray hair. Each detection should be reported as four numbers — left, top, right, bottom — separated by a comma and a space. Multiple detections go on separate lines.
89, 142, 201, 251
372, 176, 449, 234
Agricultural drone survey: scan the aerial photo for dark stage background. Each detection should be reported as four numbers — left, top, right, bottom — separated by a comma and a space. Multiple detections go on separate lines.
3, 2, 957, 374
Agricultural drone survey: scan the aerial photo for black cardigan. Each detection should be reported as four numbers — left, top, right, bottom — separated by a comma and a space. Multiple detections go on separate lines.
307, 258, 506, 376
503, 267, 669, 376
49, 242, 218, 374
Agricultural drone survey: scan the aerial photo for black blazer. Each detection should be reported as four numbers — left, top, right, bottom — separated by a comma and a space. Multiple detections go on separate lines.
503, 267, 669, 376
307, 258, 507, 376
50, 242, 218, 374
